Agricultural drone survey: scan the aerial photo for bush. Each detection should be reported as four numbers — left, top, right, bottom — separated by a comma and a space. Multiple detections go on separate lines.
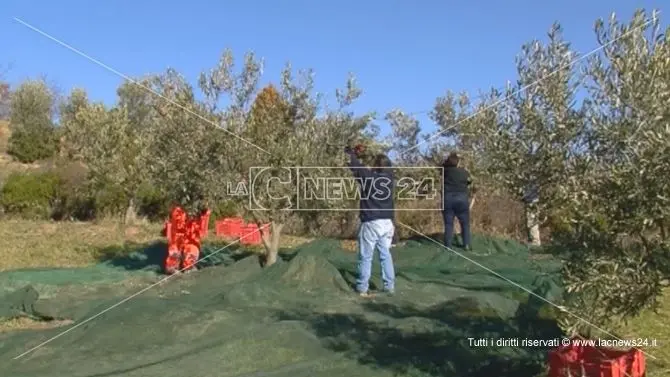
92, 183, 129, 219
45, 160, 95, 221
136, 184, 170, 221
7, 127, 58, 163
0, 171, 62, 219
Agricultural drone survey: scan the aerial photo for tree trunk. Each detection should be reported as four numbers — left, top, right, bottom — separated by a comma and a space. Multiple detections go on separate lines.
524, 203, 541, 246
660, 221, 668, 242
124, 197, 137, 225
260, 221, 283, 267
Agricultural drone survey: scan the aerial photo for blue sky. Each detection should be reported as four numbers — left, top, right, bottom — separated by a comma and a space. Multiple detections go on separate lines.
2, 0, 665, 137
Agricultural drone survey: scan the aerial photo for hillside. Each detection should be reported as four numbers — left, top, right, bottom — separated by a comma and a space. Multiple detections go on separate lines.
0, 120, 8, 154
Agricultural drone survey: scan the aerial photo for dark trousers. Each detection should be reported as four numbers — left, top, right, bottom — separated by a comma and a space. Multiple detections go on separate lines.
442, 192, 471, 248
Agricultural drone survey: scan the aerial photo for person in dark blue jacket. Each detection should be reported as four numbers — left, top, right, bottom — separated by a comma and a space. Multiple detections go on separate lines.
345, 146, 396, 297
441, 152, 472, 250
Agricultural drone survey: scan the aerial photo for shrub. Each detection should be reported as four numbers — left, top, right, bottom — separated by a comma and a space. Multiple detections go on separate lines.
136, 184, 170, 221
92, 183, 129, 219
0, 171, 62, 219
45, 160, 96, 221
7, 127, 58, 163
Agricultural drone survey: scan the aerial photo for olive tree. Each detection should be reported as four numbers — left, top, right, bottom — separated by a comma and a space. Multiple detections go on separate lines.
7, 79, 58, 163
555, 9, 670, 336
386, 109, 442, 204
59, 88, 154, 223
432, 24, 584, 246
116, 77, 162, 136
243, 68, 372, 266
428, 90, 502, 213
387, 109, 421, 165
199, 49, 374, 266
147, 68, 226, 216
427, 91, 473, 165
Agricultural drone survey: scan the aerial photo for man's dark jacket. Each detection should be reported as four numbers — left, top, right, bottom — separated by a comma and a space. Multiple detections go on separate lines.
348, 154, 395, 223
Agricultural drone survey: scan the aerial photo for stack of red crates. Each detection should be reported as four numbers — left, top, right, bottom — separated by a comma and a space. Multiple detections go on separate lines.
548, 337, 645, 377
240, 223, 262, 245
215, 218, 244, 238
214, 217, 270, 246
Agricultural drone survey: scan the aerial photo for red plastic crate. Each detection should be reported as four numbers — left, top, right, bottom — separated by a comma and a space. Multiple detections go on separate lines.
214, 220, 224, 237
164, 222, 171, 240
198, 210, 211, 238
240, 224, 260, 245
215, 217, 244, 238
240, 223, 267, 245
548, 337, 645, 377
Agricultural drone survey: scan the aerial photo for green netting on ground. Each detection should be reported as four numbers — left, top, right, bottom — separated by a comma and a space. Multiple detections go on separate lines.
0, 235, 565, 377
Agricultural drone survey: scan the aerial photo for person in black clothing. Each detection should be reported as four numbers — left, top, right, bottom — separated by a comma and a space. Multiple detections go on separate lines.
345, 146, 396, 296
441, 152, 472, 250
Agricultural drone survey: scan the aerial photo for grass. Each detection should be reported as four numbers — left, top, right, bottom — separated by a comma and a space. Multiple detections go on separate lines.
617, 295, 670, 373
0, 218, 163, 271
577, 292, 670, 374
0, 219, 317, 271
0, 120, 8, 154
0, 317, 74, 333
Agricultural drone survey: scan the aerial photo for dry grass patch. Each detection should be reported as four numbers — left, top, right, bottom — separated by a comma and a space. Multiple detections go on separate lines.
279, 234, 313, 249
0, 219, 318, 272
0, 317, 74, 333
0, 120, 9, 154
341, 239, 357, 252
0, 219, 162, 271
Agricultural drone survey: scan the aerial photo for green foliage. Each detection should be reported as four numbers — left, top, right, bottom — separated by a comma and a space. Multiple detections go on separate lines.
0, 171, 61, 219
0, 165, 173, 222
554, 9, 670, 335
149, 68, 223, 216
199, 53, 372, 218
52, 192, 95, 221
60, 87, 155, 222
196, 51, 378, 263
387, 109, 421, 165
91, 181, 130, 218
7, 79, 58, 162
47, 160, 95, 221
135, 184, 170, 222
430, 23, 584, 246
